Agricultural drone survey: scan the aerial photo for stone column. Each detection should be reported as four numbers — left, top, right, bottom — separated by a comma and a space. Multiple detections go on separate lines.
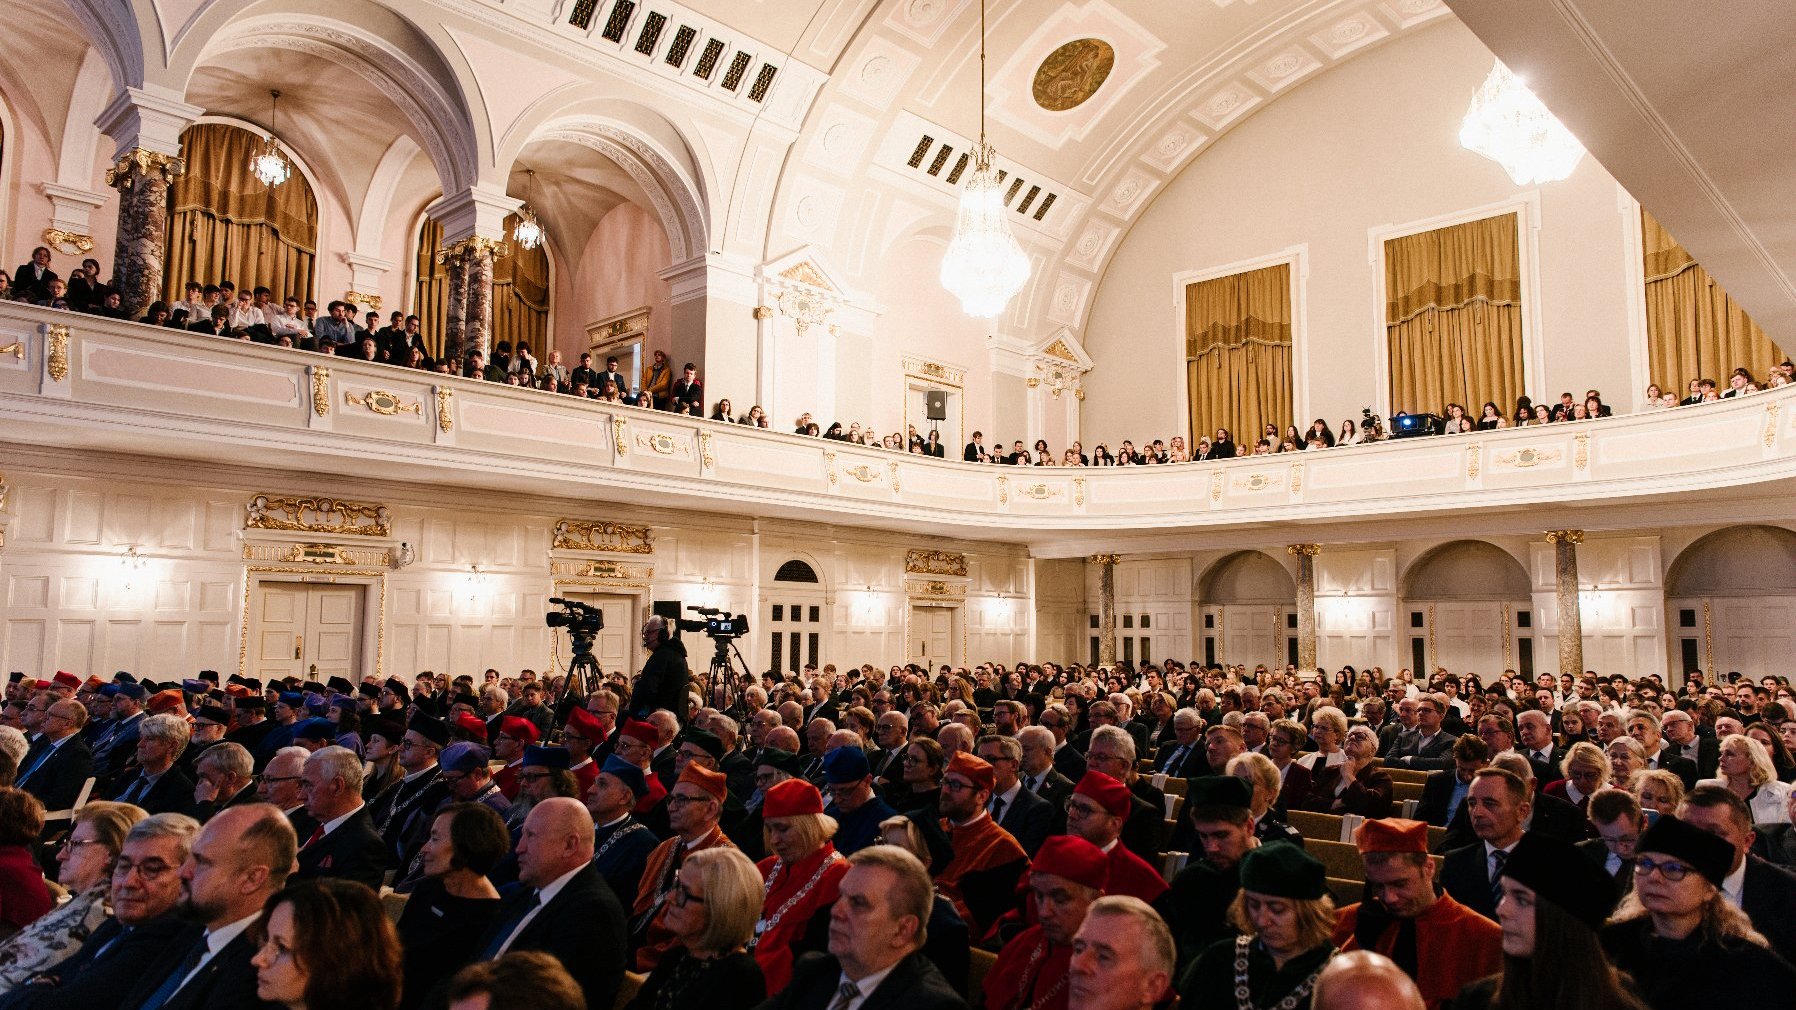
1546, 530, 1585, 675
441, 248, 469, 366
1091, 554, 1120, 666
1288, 543, 1320, 672
104, 151, 183, 318
463, 239, 499, 361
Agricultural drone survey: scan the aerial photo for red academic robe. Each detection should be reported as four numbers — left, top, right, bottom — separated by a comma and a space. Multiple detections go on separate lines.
753, 844, 850, 993
984, 924, 1072, 1010
937, 813, 1028, 934
1104, 840, 1169, 904
493, 760, 523, 800
1333, 891, 1503, 1010
633, 773, 668, 815
570, 757, 599, 797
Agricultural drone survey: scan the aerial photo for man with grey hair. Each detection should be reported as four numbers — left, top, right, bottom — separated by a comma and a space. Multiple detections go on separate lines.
17, 698, 90, 813
978, 734, 1053, 857
1017, 725, 1076, 807
1086, 724, 1163, 861
191, 741, 258, 820
107, 713, 192, 815
1153, 708, 1206, 777
294, 744, 386, 889
630, 614, 689, 722
1041, 703, 1087, 782
1241, 711, 1270, 753
1067, 896, 1175, 1010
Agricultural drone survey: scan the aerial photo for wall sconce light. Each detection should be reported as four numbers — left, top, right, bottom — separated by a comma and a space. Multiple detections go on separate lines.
120, 546, 147, 592
393, 542, 416, 569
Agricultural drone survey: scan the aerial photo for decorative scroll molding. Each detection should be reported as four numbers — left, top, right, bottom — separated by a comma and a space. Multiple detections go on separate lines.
1764, 403, 1782, 448
551, 519, 654, 554
551, 558, 655, 581
1232, 472, 1283, 492
1016, 482, 1062, 501
1574, 433, 1590, 471
310, 367, 330, 416
344, 291, 384, 312
910, 580, 966, 598
41, 228, 94, 255
1495, 447, 1559, 468
699, 432, 716, 470
845, 463, 880, 483
246, 494, 391, 537
888, 461, 901, 494
777, 286, 835, 335
1467, 443, 1483, 480
1073, 477, 1086, 508
1543, 529, 1584, 545
436, 387, 454, 432
779, 261, 835, 290
824, 450, 838, 488
344, 388, 421, 415
901, 354, 968, 388
1289, 463, 1304, 495
0, 340, 23, 361
45, 324, 69, 382
1286, 544, 1321, 557
243, 541, 391, 566
634, 431, 693, 458
1209, 470, 1224, 503
439, 235, 508, 261
1088, 554, 1121, 565
611, 417, 628, 456
997, 476, 1009, 504
905, 549, 968, 577
104, 149, 184, 188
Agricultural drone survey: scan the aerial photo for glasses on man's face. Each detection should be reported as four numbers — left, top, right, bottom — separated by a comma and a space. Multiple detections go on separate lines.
262, 775, 302, 785
60, 836, 106, 853
113, 857, 176, 881
665, 792, 708, 807
1634, 856, 1691, 882
1063, 799, 1104, 819
941, 778, 975, 794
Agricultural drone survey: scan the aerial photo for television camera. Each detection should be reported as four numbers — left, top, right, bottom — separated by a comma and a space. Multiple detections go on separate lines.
677, 605, 751, 710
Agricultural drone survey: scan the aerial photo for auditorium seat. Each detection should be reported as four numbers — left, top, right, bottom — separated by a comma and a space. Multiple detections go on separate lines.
1287, 810, 1345, 841
968, 948, 997, 1009
1327, 877, 1364, 905
380, 890, 408, 924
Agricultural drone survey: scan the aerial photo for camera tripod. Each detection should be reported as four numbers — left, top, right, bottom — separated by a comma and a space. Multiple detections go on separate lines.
701, 634, 752, 715
552, 630, 602, 732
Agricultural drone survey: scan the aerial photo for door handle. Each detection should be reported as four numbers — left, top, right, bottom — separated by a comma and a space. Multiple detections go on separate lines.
294, 636, 303, 661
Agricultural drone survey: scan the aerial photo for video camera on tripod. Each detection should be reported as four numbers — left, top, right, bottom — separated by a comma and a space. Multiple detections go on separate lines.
676, 605, 750, 640
546, 598, 605, 707
677, 605, 750, 711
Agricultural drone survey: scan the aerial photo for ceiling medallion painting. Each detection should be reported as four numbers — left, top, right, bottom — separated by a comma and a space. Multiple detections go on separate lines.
1032, 38, 1116, 112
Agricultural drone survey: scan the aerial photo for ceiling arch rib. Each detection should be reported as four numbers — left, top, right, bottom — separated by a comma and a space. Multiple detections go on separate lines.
525, 118, 709, 263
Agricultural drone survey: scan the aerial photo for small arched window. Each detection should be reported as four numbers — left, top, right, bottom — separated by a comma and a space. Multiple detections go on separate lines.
774, 560, 819, 583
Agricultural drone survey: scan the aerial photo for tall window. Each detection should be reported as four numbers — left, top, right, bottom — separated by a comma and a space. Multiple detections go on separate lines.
1384, 213, 1523, 418
165, 124, 318, 306
1641, 209, 1784, 389
1184, 262, 1291, 448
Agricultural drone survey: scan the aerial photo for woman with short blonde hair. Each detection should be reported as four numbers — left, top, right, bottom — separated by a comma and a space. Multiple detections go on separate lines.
625, 847, 767, 1010
1698, 733, 1793, 825
1547, 741, 1611, 813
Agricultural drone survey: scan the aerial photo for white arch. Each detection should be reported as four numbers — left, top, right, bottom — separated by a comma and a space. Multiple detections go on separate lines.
355, 136, 423, 257
522, 117, 709, 263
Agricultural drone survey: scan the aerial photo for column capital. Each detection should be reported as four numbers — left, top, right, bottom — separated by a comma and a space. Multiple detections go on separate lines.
1544, 530, 1585, 545
1088, 553, 1121, 566
427, 185, 520, 246
96, 86, 204, 159
1286, 543, 1322, 557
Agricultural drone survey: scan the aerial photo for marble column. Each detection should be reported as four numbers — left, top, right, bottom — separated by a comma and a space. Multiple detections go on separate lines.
1091, 554, 1120, 666
1546, 530, 1585, 675
1288, 544, 1320, 672
441, 248, 469, 366
104, 151, 182, 319
463, 240, 498, 361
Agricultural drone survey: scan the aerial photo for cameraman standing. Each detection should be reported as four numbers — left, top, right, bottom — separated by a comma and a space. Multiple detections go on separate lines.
630, 615, 690, 722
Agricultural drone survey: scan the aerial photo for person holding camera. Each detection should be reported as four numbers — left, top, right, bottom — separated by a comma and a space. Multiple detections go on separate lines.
630, 616, 690, 722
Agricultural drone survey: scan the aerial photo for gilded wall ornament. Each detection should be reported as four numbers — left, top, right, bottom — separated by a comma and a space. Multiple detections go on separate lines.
905, 549, 968, 577
104, 149, 184, 189
1032, 38, 1116, 112
44, 324, 69, 382
246, 495, 391, 537
0, 340, 20, 360
551, 520, 654, 554
41, 228, 94, 256
344, 389, 421, 416
310, 367, 330, 416
436, 387, 454, 432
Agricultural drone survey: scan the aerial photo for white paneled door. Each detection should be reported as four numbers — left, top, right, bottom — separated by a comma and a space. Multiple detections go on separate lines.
559, 592, 637, 678
912, 605, 954, 667
251, 583, 365, 683
1431, 601, 1506, 675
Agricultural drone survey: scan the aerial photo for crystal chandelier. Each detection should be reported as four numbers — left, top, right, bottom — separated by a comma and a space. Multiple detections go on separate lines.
1459, 60, 1586, 186
513, 169, 544, 251
940, 0, 1029, 319
249, 90, 292, 188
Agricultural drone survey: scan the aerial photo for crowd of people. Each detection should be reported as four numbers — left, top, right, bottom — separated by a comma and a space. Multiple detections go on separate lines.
0, 637, 1791, 1010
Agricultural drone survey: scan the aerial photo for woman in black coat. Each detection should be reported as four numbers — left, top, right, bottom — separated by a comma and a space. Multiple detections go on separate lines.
626, 848, 766, 1010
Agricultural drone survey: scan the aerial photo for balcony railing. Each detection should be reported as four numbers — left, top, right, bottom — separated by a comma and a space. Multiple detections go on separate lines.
3, 303, 1793, 539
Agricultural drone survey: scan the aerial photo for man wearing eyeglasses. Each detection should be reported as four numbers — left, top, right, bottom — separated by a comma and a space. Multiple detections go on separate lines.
258, 746, 315, 842
4, 814, 198, 1008
629, 764, 734, 972
1388, 694, 1458, 771
933, 751, 1028, 937
15, 698, 91, 815
370, 716, 450, 869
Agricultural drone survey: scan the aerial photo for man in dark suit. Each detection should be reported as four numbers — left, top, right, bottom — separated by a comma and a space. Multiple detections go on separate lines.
1018, 726, 1077, 808
755, 846, 966, 1010
91, 685, 147, 782
1626, 711, 1699, 790
1417, 736, 1488, 827
119, 803, 296, 1010
1660, 709, 1720, 781
106, 714, 195, 816
1439, 768, 1530, 920
1041, 706, 1088, 782
11, 247, 57, 302
1387, 694, 1457, 771
189, 743, 260, 823
1151, 711, 1206, 778
1680, 786, 1796, 964
471, 798, 627, 1010
1437, 753, 1587, 852
292, 746, 389, 891
15, 699, 93, 815
669, 363, 703, 415
977, 736, 1054, 857
1576, 787, 1642, 895
963, 432, 986, 462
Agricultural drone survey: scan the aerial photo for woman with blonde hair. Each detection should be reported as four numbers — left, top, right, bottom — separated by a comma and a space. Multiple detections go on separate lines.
1633, 769, 1685, 819
1179, 844, 1336, 1009
625, 847, 767, 1010
0, 801, 146, 991
751, 779, 848, 992
1545, 741, 1610, 815
1697, 733, 1793, 825
1296, 706, 1348, 773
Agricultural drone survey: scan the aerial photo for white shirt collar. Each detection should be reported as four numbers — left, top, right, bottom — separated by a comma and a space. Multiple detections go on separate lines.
1099, 838, 1119, 854
1721, 858, 1747, 906
204, 913, 260, 957
950, 811, 991, 829
402, 763, 438, 784
318, 803, 365, 837
840, 960, 901, 996
535, 862, 586, 906
994, 781, 1022, 810
597, 813, 631, 830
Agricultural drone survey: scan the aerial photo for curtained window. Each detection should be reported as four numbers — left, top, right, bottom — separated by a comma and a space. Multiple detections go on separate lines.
413, 214, 549, 358
1185, 262, 1292, 449
1641, 209, 1784, 388
164, 124, 317, 306
1384, 213, 1523, 417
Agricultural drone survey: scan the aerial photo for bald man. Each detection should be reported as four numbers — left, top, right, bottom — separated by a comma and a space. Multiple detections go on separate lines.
470, 797, 627, 1010
1311, 951, 1425, 1010
629, 616, 689, 721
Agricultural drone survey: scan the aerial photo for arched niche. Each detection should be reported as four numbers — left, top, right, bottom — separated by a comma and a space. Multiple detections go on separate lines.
163, 122, 320, 307
1401, 540, 1531, 601
1667, 526, 1796, 597
1200, 551, 1296, 604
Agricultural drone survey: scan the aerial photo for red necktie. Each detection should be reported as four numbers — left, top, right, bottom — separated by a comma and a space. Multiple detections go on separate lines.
303, 826, 325, 849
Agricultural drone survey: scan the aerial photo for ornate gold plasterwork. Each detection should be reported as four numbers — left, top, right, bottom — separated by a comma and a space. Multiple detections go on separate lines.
1033, 38, 1116, 112
344, 388, 421, 416
1088, 554, 1121, 566
906, 549, 968, 577
1210, 470, 1224, 503
1287, 544, 1321, 557
1544, 529, 1584, 545
246, 495, 391, 537
344, 291, 383, 312
1574, 432, 1590, 471
436, 387, 454, 432
1764, 403, 1781, 448
45, 324, 69, 382
549, 558, 655, 581
310, 367, 330, 416
551, 520, 654, 555
439, 235, 508, 262
635, 431, 689, 457
41, 228, 94, 256
104, 148, 184, 188
914, 580, 965, 598
1495, 447, 1559, 468
1017, 483, 1061, 501
778, 287, 834, 335
824, 451, 838, 489
1289, 463, 1304, 495
611, 417, 628, 456
0, 340, 20, 360
997, 476, 1009, 504
1467, 443, 1483, 479
888, 461, 901, 494
1073, 477, 1086, 508
845, 464, 880, 483
1042, 339, 1079, 362
752, 305, 773, 321
699, 432, 715, 470
778, 261, 835, 291
1233, 472, 1282, 492
242, 542, 391, 567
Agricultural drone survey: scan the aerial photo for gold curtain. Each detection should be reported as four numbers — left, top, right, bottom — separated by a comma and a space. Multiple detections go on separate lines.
1641, 209, 1784, 387
1384, 213, 1523, 416
164, 124, 317, 306
1185, 263, 1292, 447
492, 213, 550, 354
414, 217, 449, 358
412, 214, 549, 358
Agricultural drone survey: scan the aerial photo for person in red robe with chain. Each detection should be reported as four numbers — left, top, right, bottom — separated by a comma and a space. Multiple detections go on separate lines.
936, 750, 1030, 936
563, 703, 607, 796
984, 835, 1109, 1010
1332, 817, 1503, 1010
616, 717, 668, 814
750, 777, 851, 993
631, 762, 734, 971
1065, 771, 1169, 905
